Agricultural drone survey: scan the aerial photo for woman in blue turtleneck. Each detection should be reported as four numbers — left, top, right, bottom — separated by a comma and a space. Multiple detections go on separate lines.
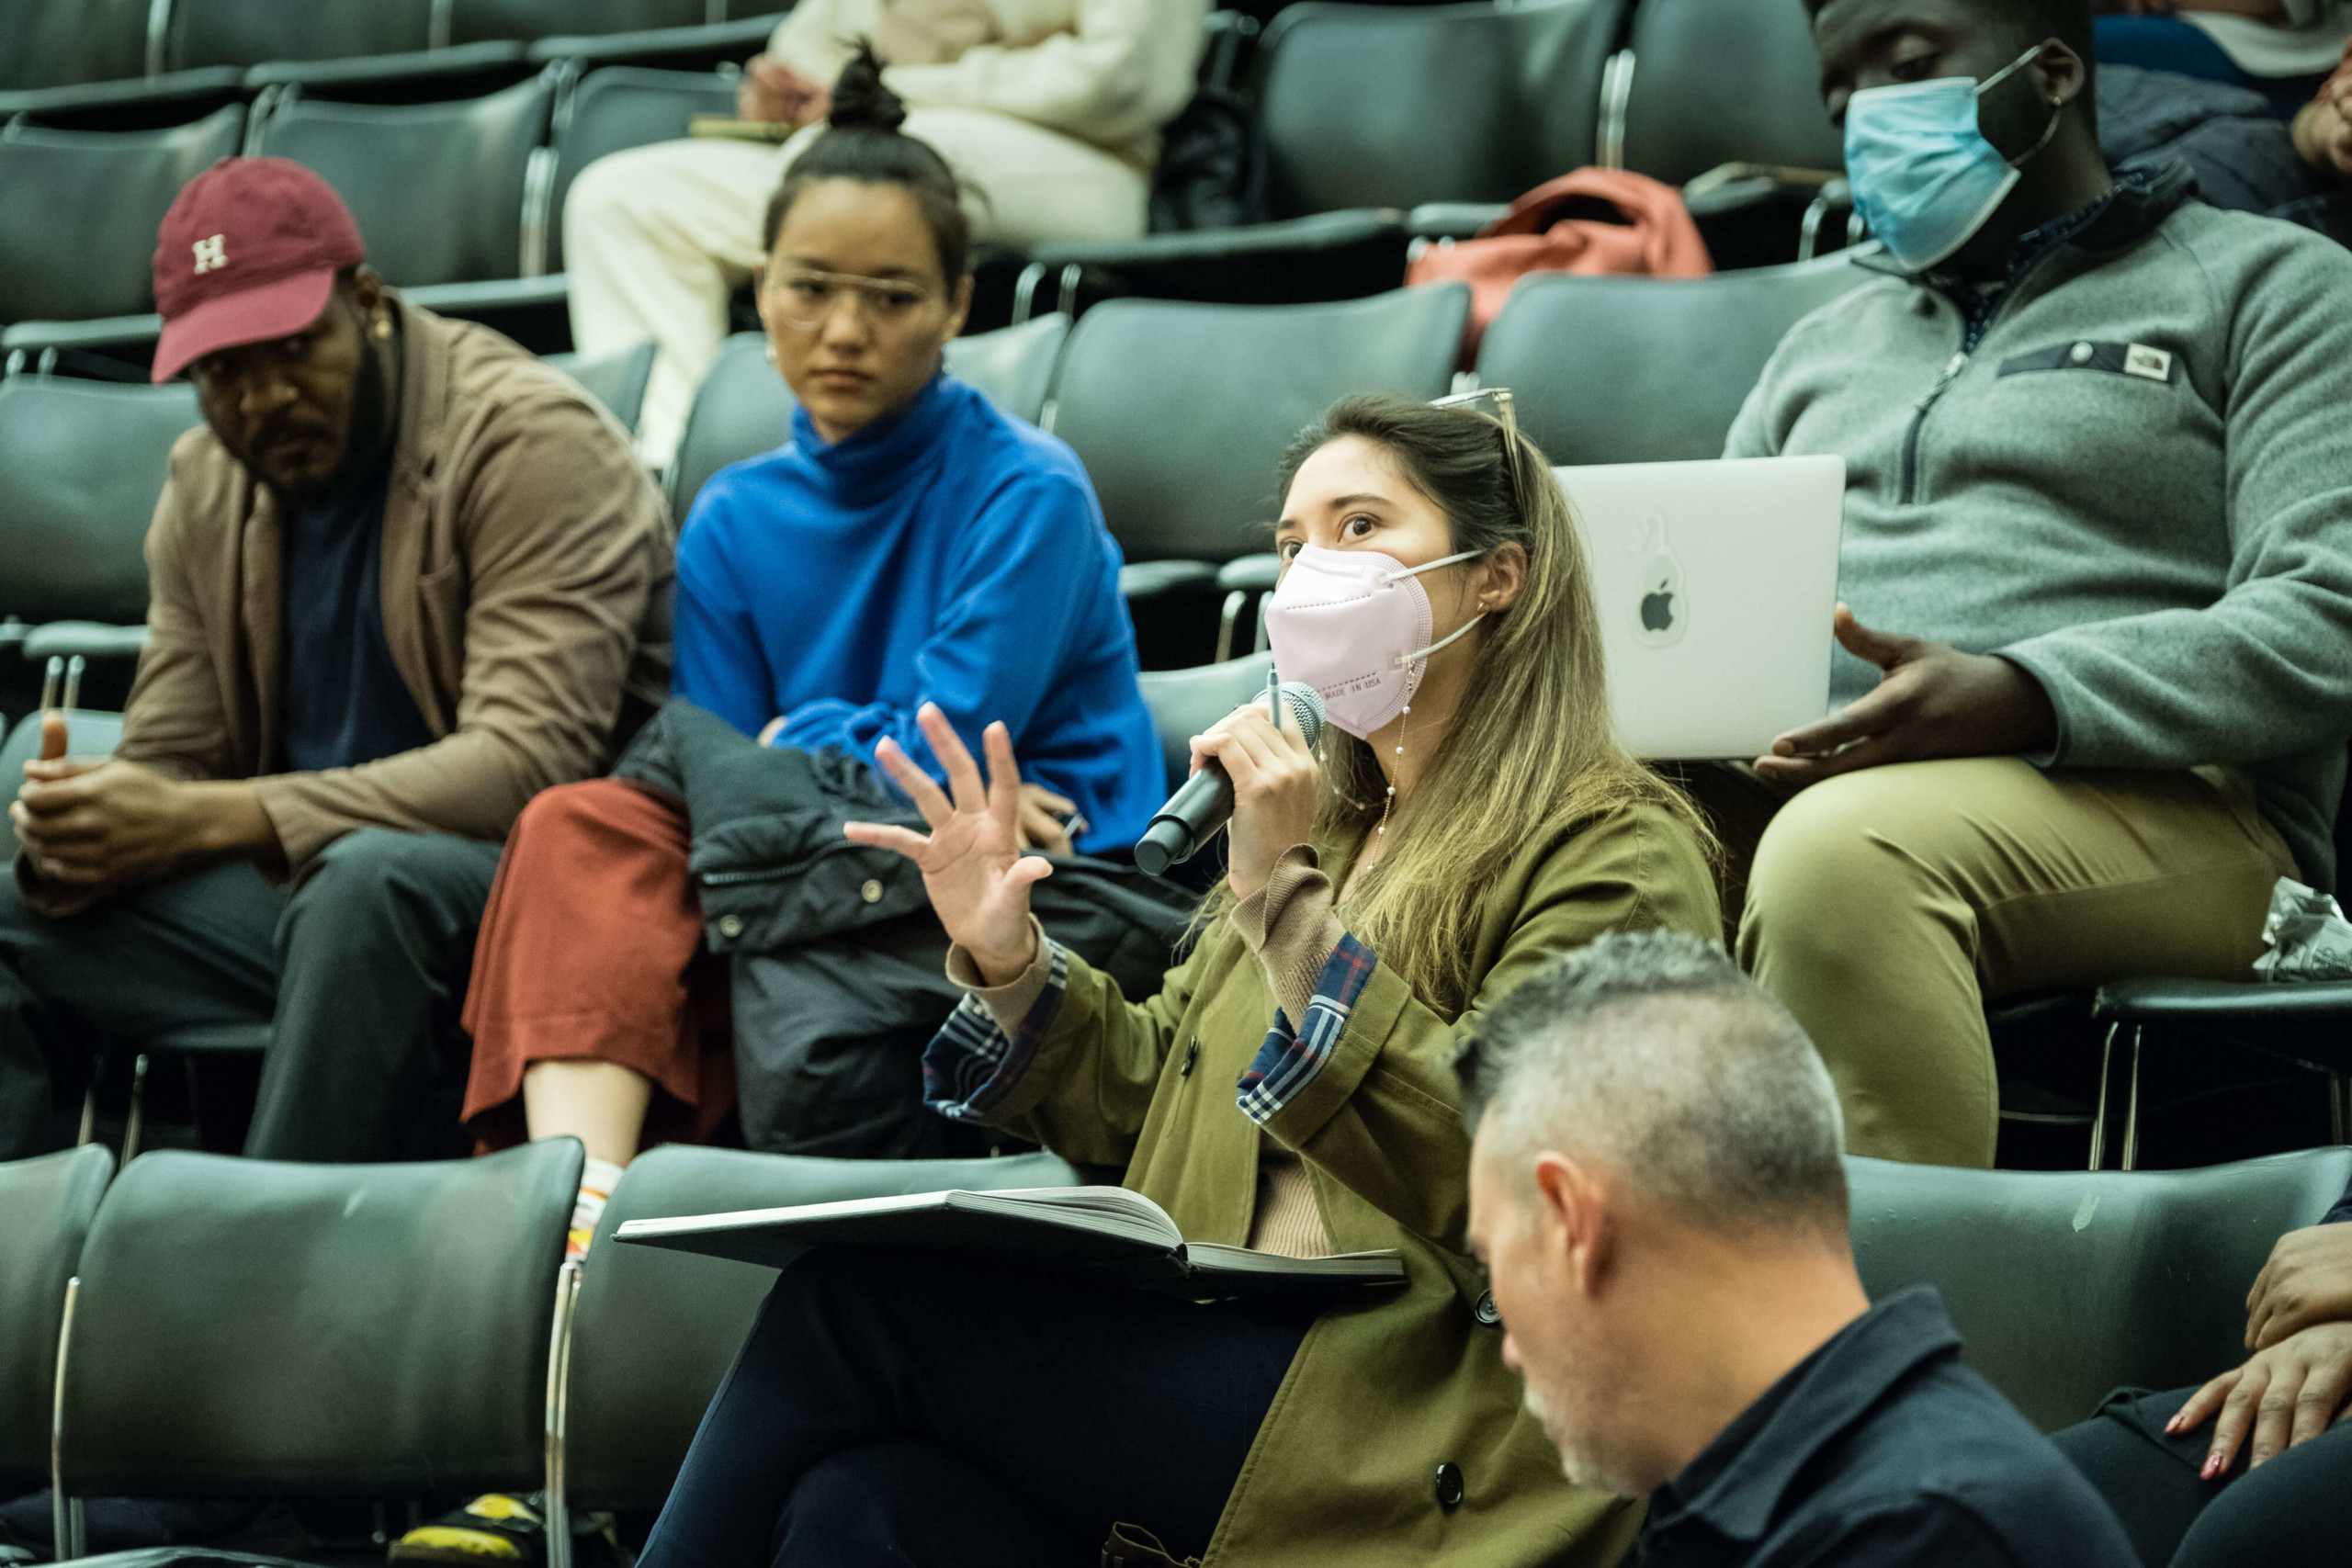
447, 52, 1160, 1235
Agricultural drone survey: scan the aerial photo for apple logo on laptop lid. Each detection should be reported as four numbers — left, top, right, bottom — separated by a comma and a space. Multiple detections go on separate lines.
1632, 513, 1688, 649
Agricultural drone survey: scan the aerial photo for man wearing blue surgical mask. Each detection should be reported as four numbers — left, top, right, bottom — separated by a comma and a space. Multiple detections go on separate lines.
1721, 0, 2352, 1171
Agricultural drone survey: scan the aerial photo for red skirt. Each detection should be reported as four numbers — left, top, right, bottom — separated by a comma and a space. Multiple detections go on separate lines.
461, 777, 736, 1151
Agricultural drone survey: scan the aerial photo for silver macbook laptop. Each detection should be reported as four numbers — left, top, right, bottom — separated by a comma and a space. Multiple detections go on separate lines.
1554, 455, 1845, 761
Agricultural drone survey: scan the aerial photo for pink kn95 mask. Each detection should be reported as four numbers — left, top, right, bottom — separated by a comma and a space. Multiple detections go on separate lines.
1262, 545, 1487, 739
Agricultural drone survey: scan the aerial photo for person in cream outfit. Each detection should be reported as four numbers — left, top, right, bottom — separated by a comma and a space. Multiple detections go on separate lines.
564, 0, 1206, 469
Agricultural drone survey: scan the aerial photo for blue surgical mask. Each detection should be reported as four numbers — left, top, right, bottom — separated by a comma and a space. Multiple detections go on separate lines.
1843, 46, 2061, 275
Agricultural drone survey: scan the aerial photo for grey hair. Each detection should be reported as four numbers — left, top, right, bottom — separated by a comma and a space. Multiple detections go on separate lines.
1456, 930, 1849, 1234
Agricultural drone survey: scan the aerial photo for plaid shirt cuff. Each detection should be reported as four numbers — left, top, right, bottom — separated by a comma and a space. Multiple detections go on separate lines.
1236, 932, 1376, 1126
923, 940, 1071, 1122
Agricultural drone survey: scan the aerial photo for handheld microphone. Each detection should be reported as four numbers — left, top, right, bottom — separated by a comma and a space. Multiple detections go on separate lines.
1133, 682, 1326, 876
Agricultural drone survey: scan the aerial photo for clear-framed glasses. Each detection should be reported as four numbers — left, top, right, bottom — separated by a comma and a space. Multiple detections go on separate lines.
1431, 384, 1518, 443
1431, 385, 1528, 482
765, 267, 942, 333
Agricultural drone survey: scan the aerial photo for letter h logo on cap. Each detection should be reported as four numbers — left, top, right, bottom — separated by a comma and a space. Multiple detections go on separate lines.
150, 156, 367, 385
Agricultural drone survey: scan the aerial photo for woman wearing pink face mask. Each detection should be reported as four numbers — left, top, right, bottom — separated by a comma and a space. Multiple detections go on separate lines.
636, 394, 1718, 1568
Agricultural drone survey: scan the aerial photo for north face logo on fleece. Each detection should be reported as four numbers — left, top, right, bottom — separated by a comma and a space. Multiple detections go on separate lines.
191, 234, 228, 275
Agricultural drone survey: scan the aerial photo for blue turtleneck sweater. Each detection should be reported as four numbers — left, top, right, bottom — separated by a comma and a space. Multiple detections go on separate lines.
672, 372, 1162, 855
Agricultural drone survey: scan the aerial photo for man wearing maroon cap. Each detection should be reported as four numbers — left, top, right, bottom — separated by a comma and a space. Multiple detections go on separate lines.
0, 158, 673, 1164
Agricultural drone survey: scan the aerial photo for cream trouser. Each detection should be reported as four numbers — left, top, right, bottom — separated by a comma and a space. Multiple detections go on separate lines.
565, 111, 1151, 468
1734, 758, 2298, 1168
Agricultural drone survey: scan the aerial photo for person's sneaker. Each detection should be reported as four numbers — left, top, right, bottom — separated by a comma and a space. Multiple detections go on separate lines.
388, 1495, 547, 1567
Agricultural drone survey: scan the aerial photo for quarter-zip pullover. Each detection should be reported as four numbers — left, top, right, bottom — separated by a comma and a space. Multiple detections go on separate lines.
1728, 162, 2352, 887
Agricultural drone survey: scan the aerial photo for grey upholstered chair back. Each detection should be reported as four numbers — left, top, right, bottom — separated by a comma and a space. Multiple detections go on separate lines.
566, 1145, 1083, 1510
1477, 254, 1870, 468
0, 1146, 113, 1495
1046, 285, 1470, 566
1136, 654, 1274, 793
544, 66, 739, 272
251, 75, 557, 288
0, 376, 203, 626
1616, 0, 1845, 186
1253, 0, 1625, 218
166, 0, 435, 70
1847, 1149, 2352, 1432
0, 0, 150, 92
545, 341, 659, 435
57, 1142, 581, 1498
0, 107, 247, 324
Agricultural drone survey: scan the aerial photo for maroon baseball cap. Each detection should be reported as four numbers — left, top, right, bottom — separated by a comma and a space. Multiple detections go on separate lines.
151, 157, 366, 384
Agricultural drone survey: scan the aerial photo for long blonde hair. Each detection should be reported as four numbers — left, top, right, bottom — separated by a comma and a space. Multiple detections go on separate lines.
1257, 394, 1713, 1018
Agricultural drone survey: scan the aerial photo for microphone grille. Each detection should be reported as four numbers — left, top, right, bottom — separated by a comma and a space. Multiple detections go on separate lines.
1275, 680, 1326, 749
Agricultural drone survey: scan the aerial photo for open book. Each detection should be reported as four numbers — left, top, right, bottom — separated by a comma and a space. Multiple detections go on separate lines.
615, 1186, 1407, 1298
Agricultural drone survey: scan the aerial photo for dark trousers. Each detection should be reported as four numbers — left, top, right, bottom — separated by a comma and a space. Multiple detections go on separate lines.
0, 828, 501, 1162
638, 1247, 1316, 1568
2052, 1384, 2352, 1567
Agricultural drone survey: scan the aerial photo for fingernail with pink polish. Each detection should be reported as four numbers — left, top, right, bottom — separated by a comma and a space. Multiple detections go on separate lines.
2201, 1453, 2223, 1481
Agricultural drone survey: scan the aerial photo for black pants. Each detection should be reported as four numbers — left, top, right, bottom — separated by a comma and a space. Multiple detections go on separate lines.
638, 1247, 1316, 1568
0, 828, 501, 1162
2052, 1384, 2352, 1567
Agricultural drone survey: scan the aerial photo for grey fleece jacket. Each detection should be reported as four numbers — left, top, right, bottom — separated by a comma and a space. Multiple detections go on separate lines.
1726, 162, 2352, 888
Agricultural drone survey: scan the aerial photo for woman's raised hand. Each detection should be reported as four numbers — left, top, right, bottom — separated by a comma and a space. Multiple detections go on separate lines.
844, 705, 1050, 985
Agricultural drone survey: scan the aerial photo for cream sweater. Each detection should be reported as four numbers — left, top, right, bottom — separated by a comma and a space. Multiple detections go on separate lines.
767, 0, 1206, 168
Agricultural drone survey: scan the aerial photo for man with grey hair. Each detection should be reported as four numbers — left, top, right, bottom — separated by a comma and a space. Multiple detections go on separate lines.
1458, 931, 2136, 1566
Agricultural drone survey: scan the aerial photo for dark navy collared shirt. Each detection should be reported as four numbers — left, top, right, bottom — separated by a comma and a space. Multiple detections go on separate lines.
1636, 1285, 2139, 1568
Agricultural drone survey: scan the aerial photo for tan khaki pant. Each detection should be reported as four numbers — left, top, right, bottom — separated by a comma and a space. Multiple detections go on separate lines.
1727, 759, 2297, 1168
565, 114, 1152, 469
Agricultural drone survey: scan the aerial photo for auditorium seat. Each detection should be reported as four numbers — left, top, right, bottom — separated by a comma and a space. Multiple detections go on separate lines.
1136, 653, 1275, 792
665, 315, 1074, 519
0, 376, 200, 660
0, 0, 152, 93
1475, 253, 1870, 467
541, 66, 742, 273
49, 1143, 582, 1561
0, 1146, 113, 1503
566, 1145, 1082, 1514
248, 73, 558, 290
1606, 0, 1849, 268
164, 0, 436, 72
0, 107, 246, 335
1847, 1148, 2352, 1432
547, 340, 660, 434
1045, 286, 1467, 665
1017, 0, 1625, 314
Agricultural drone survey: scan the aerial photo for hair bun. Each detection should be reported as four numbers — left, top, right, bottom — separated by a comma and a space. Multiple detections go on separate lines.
828, 39, 909, 134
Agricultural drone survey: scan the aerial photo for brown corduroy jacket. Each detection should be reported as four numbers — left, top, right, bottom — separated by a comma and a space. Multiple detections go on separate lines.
20, 299, 673, 915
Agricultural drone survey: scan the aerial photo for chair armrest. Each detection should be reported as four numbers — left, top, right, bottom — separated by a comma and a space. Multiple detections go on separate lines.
1120, 560, 1223, 599
21, 623, 152, 661
1407, 203, 1510, 240
1216, 554, 1280, 593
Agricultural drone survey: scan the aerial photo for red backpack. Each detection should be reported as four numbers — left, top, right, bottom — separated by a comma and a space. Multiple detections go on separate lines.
1407, 166, 1713, 364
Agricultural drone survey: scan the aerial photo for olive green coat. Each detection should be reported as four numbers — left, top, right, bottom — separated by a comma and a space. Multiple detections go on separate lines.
982, 798, 1721, 1568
